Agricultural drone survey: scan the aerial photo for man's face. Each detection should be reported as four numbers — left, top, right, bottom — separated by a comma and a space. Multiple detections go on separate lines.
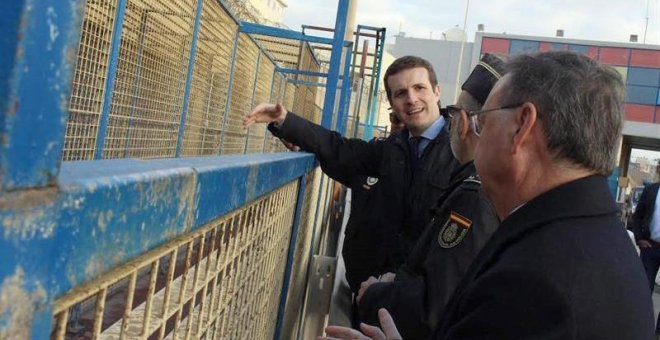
474, 76, 516, 198
386, 67, 441, 136
448, 91, 478, 163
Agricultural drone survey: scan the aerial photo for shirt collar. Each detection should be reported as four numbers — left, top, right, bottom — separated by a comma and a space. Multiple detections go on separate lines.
409, 116, 445, 141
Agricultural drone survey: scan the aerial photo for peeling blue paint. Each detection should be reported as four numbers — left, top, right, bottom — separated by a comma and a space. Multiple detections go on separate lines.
1, 153, 315, 306
0, 0, 84, 191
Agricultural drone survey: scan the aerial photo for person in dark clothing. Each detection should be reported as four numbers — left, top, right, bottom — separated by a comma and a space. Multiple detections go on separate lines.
631, 168, 660, 335
356, 54, 503, 339
244, 56, 459, 277
343, 111, 405, 294
321, 51, 654, 340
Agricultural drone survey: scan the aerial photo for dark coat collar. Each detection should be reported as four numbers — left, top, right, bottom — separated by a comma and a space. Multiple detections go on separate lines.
468, 175, 617, 277
502, 174, 617, 232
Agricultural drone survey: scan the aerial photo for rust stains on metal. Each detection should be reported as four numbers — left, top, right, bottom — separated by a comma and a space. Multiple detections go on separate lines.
0, 187, 59, 239
0, 267, 47, 339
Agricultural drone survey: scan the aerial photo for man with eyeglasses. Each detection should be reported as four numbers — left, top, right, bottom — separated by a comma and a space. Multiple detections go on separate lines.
349, 54, 503, 340
321, 51, 654, 340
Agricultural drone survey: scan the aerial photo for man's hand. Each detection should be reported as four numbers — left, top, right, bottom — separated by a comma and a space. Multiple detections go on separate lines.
379, 272, 396, 283
243, 103, 287, 128
317, 308, 403, 340
357, 276, 379, 303
639, 239, 652, 248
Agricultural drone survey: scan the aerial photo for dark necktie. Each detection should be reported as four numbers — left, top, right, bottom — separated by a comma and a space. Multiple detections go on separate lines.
409, 136, 423, 169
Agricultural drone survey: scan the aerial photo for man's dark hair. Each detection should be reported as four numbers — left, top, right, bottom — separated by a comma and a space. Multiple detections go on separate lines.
384, 56, 438, 103
500, 51, 625, 175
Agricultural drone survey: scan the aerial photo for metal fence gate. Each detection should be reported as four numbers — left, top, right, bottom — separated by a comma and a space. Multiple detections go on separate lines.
0, 0, 385, 339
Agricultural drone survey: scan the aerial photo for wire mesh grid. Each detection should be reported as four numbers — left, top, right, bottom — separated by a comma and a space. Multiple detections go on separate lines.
262, 74, 286, 153
62, 0, 350, 160
221, 34, 259, 155
180, 1, 237, 157
63, 0, 118, 161
279, 169, 319, 340
252, 35, 302, 70
102, 0, 197, 159
244, 55, 275, 154
51, 180, 300, 340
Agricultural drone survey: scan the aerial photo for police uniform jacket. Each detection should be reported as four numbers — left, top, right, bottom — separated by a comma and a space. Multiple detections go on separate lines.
433, 175, 654, 340
268, 112, 458, 274
358, 162, 499, 339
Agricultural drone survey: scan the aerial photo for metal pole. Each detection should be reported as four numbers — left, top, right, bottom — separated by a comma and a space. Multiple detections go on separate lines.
320, 0, 350, 129
262, 69, 279, 152
337, 45, 353, 135
124, 10, 149, 158
219, 29, 241, 154
243, 52, 262, 153
273, 174, 308, 340
453, 0, 470, 103
175, 0, 204, 157
94, 0, 129, 160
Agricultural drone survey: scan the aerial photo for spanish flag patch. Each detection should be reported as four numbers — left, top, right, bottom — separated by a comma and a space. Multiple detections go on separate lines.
438, 211, 472, 248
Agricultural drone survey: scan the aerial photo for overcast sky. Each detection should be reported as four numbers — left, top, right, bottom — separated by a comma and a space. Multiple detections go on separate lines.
283, 0, 660, 45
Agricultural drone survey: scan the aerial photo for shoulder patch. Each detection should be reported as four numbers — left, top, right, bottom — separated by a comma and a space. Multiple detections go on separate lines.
362, 176, 379, 190
438, 211, 472, 248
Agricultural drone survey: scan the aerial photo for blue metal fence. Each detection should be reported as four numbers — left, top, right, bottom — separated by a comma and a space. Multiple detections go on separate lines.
0, 0, 385, 338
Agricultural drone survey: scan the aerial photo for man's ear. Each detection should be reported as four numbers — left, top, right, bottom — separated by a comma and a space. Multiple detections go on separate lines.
511, 102, 537, 154
459, 109, 470, 139
434, 84, 441, 97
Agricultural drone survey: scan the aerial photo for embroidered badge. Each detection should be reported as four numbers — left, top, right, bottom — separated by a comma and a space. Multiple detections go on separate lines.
362, 177, 379, 190
438, 211, 472, 248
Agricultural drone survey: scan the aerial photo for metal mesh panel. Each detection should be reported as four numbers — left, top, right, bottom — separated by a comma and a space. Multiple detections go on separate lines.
279, 169, 320, 339
63, 0, 118, 161
263, 74, 286, 153
244, 55, 275, 154
252, 35, 302, 70
283, 83, 296, 117
52, 181, 300, 340
221, 34, 259, 155
103, 0, 197, 159
180, 2, 237, 156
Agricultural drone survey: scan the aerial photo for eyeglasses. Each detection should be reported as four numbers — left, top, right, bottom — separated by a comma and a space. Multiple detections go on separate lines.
442, 103, 523, 136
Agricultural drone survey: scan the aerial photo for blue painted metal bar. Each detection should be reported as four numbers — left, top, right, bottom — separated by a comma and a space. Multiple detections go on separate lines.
124, 11, 150, 158
273, 174, 308, 340
0, 153, 315, 302
320, 0, 350, 129
175, 0, 204, 157
286, 79, 326, 88
239, 22, 335, 46
364, 28, 386, 140
337, 45, 354, 134
276, 67, 328, 78
94, 0, 128, 160
244, 51, 262, 153
219, 29, 241, 154
0, 1, 85, 191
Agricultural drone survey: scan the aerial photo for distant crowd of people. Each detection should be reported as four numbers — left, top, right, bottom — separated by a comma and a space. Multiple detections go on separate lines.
243, 50, 659, 339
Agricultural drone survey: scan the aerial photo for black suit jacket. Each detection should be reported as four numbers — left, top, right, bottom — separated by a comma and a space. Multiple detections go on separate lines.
269, 113, 458, 278
632, 182, 660, 242
433, 176, 654, 339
